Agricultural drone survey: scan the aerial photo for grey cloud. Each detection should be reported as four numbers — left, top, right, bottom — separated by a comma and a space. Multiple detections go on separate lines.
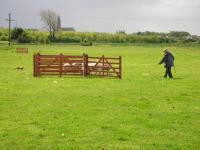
0, 0, 199, 35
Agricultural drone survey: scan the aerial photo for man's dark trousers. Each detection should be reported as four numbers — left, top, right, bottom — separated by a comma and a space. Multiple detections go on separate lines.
164, 67, 173, 78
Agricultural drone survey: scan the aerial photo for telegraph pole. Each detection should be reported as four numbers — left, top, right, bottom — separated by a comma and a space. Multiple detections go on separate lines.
5, 13, 15, 46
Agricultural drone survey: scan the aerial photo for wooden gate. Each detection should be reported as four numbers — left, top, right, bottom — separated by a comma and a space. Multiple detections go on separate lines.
86, 55, 121, 78
33, 53, 121, 78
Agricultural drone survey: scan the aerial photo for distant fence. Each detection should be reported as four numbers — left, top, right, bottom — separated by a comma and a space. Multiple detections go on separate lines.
16, 48, 28, 53
33, 53, 122, 78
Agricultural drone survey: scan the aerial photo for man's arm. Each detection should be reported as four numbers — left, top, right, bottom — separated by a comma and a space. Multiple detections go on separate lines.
158, 54, 167, 64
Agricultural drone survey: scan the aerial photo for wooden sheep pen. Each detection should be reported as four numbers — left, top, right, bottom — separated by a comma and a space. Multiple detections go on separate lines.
33, 53, 122, 79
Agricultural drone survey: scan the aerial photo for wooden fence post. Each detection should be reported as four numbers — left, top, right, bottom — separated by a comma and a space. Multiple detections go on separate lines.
83, 53, 88, 77
34, 53, 39, 77
37, 53, 40, 77
119, 56, 122, 79
103, 55, 105, 76
83, 53, 86, 77
60, 53, 63, 77
33, 54, 36, 77
85, 54, 88, 76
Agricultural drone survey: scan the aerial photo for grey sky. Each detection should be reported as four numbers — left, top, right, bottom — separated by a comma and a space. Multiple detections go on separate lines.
0, 0, 200, 35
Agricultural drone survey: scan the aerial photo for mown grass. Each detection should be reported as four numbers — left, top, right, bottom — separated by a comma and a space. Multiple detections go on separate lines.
0, 43, 200, 150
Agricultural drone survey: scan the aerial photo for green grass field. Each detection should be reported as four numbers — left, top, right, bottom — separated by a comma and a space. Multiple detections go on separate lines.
0, 43, 200, 150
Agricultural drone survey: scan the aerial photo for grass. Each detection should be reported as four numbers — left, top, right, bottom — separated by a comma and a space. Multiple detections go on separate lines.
0, 43, 200, 150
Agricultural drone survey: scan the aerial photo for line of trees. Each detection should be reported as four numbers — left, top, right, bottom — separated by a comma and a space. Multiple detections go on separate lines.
0, 28, 199, 44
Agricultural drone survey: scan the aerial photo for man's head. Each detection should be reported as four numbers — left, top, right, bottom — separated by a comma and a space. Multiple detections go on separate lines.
163, 48, 168, 53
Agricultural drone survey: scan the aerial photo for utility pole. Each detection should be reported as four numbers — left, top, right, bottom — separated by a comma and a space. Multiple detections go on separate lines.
5, 13, 15, 46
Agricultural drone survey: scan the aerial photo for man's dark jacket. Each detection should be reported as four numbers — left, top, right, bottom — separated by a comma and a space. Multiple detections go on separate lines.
159, 52, 174, 68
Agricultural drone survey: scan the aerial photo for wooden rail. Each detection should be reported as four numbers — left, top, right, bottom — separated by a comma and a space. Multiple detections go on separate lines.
16, 48, 28, 53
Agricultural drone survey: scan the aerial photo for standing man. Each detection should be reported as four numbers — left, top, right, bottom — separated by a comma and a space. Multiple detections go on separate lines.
159, 49, 174, 78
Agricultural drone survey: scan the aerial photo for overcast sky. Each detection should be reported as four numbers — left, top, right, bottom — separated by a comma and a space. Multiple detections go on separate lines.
0, 0, 200, 35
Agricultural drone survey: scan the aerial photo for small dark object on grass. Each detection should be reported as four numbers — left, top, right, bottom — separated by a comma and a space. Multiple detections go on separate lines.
16, 66, 24, 70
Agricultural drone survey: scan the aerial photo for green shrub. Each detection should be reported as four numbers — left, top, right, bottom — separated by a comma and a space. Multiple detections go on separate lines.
0, 35, 8, 41
39, 36, 49, 44
0, 29, 8, 41
81, 39, 92, 46
0, 29, 8, 37
11, 28, 24, 40
18, 32, 32, 43
182, 38, 196, 43
60, 36, 81, 43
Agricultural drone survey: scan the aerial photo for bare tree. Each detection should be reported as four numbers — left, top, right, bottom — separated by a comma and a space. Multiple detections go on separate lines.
40, 10, 59, 38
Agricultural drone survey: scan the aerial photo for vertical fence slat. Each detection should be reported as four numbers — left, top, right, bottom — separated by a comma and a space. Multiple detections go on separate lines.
103, 55, 105, 76
85, 54, 88, 76
33, 53, 39, 77
83, 53, 85, 77
83, 53, 88, 77
37, 53, 40, 76
119, 56, 122, 79
33, 54, 36, 77
60, 53, 63, 77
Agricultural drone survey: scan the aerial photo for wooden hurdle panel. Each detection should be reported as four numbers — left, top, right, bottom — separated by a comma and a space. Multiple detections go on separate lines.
62, 54, 84, 76
87, 55, 122, 78
33, 53, 85, 77
16, 48, 28, 53
34, 53, 61, 76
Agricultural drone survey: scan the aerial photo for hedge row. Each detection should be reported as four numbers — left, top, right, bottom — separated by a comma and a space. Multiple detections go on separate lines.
0, 28, 199, 44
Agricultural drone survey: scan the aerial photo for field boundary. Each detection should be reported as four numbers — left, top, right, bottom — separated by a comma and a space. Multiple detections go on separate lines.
33, 53, 122, 78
